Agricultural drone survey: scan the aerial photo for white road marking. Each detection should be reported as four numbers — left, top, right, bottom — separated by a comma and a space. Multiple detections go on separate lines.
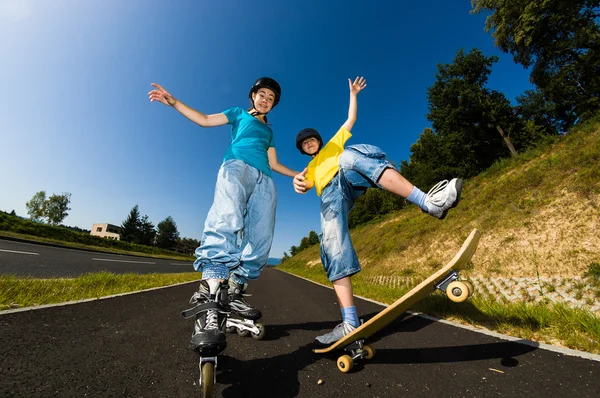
92, 258, 155, 264
0, 249, 39, 255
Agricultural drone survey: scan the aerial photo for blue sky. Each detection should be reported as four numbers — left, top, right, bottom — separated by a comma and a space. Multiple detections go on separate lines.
0, 0, 533, 258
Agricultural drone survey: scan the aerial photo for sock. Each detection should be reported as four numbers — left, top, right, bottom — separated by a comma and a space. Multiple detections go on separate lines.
407, 186, 428, 211
341, 306, 359, 328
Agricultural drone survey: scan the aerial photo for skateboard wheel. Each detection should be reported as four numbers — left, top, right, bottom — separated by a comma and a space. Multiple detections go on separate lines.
363, 345, 375, 360
463, 281, 474, 297
337, 355, 354, 373
251, 322, 266, 340
447, 281, 469, 303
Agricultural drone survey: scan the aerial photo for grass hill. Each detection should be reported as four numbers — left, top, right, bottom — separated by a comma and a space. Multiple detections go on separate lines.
280, 118, 599, 281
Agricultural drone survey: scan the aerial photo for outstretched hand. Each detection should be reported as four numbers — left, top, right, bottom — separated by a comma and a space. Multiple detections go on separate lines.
348, 76, 367, 96
293, 168, 313, 194
148, 83, 177, 106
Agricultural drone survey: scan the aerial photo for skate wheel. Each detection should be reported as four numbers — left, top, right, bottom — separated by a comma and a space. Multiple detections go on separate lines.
447, 281, 469, 303
226, 326, 237, 334
201, 361, 215, 397
251, 322, 266, 340
337, 355, 354, 373
237, 327, 250, 337
363, 345, 375, 360
463, 281, 474, 297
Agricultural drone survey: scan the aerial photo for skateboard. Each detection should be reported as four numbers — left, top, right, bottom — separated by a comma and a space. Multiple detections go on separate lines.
314, 228, 481, 373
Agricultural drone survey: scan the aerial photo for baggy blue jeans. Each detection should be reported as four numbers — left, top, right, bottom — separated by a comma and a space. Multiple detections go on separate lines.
319, 144, 394, 282
194, 159, 277, 284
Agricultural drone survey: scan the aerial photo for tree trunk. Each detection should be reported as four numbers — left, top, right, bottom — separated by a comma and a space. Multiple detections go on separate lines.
496, 124, 518, 157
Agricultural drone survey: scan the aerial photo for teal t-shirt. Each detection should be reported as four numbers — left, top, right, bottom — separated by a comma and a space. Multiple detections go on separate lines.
222, 107, 274, 177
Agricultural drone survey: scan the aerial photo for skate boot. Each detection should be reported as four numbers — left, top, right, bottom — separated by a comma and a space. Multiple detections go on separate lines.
181, 279, 229, 356
423, 178, 463, 219
225, 279, 266, 339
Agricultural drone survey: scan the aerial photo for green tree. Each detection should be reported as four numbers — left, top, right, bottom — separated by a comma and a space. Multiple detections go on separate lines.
45, 193, 72, 225
425, 48, 523, 180
281, 252, 290, 263
25, 191, 47, 222
299, 236, 310, 251
121, 205, 141, 243
139, 215, 156, 246
308, 230, 320, 245
515, 89, 561, 143
9, 210, 16, 216
156, 216, 180, 250
289, 245, 299, 256
472, 0, 600, 130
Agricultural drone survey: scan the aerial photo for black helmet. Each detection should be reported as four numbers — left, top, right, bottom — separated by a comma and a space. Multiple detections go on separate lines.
249, 77, 281, 107
296, 128, 323, 155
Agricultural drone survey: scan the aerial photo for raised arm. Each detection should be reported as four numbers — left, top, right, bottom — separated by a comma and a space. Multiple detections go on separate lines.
149, 83, 229, 127
341, 77, 367, 132
268, 147, 300, 177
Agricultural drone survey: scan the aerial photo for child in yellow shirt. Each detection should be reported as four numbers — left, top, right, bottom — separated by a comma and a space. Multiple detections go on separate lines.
293, 77, 463, 345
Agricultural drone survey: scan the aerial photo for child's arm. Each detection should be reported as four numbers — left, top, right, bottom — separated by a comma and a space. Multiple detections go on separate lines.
268, 147, 300, 177
341, 77, 367, 132
149, 83, 229, 127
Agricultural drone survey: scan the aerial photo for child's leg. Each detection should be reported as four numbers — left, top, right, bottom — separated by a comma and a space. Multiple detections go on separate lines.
333, 277, 360, 328
228, 172, 277, 320
194, 159, 252, 279
332, 276, 354, 308
234, 172, 276, 283
377, 168, 414, 198
340, 145, 462, 219
315, 174, 362, 345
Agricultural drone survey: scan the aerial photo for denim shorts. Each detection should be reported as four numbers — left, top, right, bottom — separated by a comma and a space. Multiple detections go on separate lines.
194, 159, 277, 284
319, 144, 394, 281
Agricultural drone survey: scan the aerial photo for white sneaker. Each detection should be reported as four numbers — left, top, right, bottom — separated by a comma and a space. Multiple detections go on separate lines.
424, 178, 463, 219
315, 321, 356, 345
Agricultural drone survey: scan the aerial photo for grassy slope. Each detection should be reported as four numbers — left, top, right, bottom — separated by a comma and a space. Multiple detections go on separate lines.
280, 119, 600, 281
277, 118, 600, 353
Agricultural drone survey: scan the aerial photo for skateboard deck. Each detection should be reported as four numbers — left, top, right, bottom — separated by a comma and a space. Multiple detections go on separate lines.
314, 228, 481, 370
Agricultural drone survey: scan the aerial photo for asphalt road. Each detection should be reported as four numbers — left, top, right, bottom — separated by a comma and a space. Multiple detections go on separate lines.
0, 238, 193, 277
1, 241, 599, 397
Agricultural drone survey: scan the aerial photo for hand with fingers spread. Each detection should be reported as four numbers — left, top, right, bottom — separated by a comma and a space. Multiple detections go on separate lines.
348, 76, 367, 96
148, 83, 177, 107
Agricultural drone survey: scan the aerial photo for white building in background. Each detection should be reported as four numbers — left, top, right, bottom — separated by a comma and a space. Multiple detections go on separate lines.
90, 223, 121, 240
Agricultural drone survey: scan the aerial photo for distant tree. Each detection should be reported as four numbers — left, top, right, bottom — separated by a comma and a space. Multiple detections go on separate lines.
9, 210, 16, 216
289, 245, 299, 256
139, 215, 156, 246
308, 230, 320, 245
45, 193, 72, 225
281, 252, 290, 262
472, 0, 600, 130
25, 191, 47, 222
299, 236, 310, 251
121, 205, 141, 243
177, 237, 200, 255
179, 237, 200, 248
156, 216, 179, 250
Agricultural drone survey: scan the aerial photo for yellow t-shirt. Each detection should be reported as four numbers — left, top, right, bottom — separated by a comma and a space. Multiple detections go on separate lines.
305, 127, 352, 196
